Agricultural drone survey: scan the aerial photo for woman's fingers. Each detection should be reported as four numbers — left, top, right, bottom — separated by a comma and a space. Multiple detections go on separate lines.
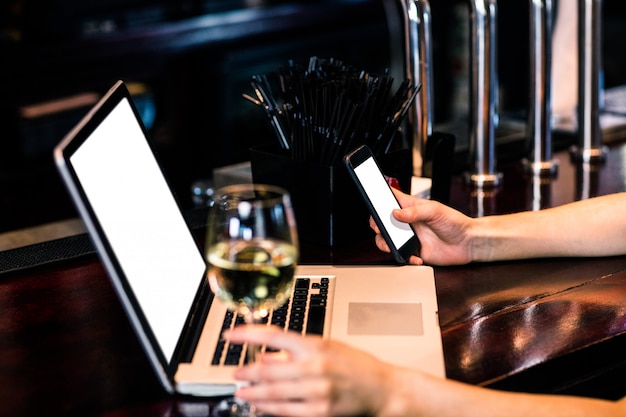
247, 398, 332, 417
225, 325, 320, 360
236, 377, 331, 402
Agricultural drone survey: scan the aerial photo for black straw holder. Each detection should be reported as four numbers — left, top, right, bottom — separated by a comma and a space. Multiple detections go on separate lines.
250, 144, 412, 247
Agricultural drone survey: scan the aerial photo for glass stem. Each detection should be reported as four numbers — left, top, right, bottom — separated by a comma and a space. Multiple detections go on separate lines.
245, 313, 263, 365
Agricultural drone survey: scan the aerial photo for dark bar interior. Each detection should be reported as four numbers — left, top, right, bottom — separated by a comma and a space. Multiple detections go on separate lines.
3, 1, 626, 416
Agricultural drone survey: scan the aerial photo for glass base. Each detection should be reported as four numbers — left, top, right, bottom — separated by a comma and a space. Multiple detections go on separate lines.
212, 397, 257, 417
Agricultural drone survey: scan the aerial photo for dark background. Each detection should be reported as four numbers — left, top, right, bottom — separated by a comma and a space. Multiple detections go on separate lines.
1, 0, 625, 234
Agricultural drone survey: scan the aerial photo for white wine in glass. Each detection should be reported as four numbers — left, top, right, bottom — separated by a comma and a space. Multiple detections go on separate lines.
205, 183, 299, 417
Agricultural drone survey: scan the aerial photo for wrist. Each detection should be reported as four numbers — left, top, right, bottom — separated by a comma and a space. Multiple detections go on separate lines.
378, 367, 423, 417
467, 216, 504, 263
468, 212, 547, 262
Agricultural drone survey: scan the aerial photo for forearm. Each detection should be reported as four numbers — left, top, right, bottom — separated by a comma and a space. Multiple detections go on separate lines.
382, 369, 626, 417
469, 193, 626, 262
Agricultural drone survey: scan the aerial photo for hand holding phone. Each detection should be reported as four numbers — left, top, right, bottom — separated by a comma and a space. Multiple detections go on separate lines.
344, 145, 421, 263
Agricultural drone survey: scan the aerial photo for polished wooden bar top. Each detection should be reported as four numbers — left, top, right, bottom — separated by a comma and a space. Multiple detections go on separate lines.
2, 142, 626, 417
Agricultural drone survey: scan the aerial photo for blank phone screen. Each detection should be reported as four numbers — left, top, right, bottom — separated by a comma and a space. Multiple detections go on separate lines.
353, 157, 415, 248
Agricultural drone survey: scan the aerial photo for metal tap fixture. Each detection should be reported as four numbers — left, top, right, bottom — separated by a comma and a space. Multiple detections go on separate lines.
465, 0, 502, 187
398, 0, 433, 177
570, 0, 607, 163
525, 0, 559, 176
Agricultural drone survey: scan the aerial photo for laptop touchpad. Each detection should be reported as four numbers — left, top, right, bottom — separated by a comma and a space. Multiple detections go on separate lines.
347, 302, 424, 336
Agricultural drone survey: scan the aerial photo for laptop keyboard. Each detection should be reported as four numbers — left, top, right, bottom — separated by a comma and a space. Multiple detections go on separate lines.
211, 276, 330, 366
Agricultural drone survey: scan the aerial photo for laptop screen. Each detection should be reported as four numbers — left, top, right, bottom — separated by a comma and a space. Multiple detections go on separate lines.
56, 82, 207, 364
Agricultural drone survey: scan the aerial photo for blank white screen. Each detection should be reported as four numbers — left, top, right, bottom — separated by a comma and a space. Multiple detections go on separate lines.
353, 157, 415, 248
70, 98, 207, 360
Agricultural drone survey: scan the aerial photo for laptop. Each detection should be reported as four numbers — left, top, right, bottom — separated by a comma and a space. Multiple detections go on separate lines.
53, 80, 445, 397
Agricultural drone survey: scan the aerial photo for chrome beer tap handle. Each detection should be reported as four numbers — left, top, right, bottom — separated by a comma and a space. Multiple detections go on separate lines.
465, 0, 502, 187
398, 0, 433, 177
525, 0, 559, 176
570, 0, 607, 163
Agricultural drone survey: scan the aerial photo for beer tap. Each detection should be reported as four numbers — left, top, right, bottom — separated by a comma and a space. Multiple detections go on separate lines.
465, 0, 502, 187
398, 0, 433, 177
570, 0, 607, 163
525, 0, 559, 176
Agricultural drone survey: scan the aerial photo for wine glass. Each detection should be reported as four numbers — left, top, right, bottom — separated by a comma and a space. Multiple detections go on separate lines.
205, 183, 299, 417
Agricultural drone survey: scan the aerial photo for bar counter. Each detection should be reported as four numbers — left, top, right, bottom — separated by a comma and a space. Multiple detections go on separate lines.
2, 140, 626, 417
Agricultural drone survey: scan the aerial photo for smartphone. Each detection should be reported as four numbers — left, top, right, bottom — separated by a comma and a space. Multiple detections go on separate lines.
344, 145, 421, 263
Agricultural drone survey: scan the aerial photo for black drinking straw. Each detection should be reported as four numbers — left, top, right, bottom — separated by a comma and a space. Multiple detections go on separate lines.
244, 57, 420, 164
250, 75, 290, 150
